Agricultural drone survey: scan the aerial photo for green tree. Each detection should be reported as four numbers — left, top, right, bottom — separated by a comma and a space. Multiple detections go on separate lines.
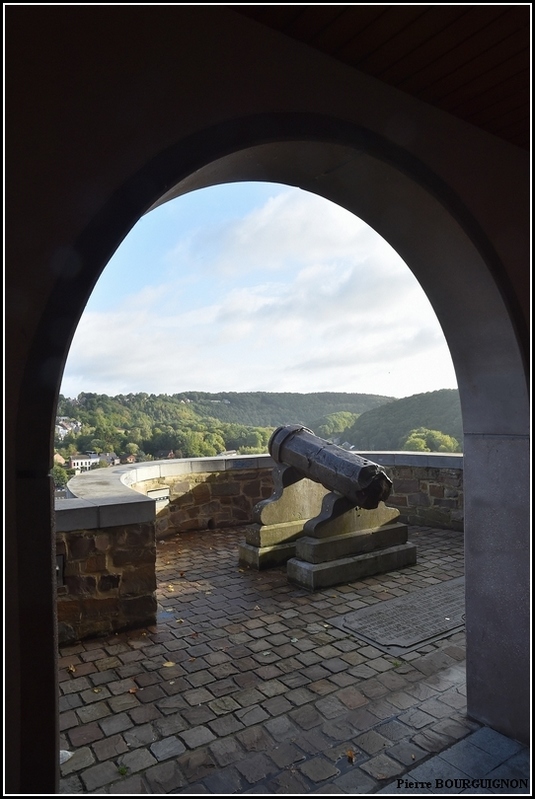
51, 464, 68, 488
89, 439, 105, 454
399, 427, 461, 453
313, 411, 360, 438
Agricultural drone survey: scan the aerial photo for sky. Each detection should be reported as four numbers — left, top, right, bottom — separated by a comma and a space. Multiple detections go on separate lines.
60, 182, 458, 400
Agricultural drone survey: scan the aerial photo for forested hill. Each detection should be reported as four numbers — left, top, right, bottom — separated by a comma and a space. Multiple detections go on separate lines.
343, 389, 462, 451
55, 389, 461, 461
58, 391, 393, 430
169, 391, 394, 427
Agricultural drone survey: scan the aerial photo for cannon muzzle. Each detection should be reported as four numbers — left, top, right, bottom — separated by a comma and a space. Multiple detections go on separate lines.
269, 424, 392, 510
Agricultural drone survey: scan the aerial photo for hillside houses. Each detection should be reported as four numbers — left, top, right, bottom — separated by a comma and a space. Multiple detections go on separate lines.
55, 417, 82, 440
68, 452, 120, 473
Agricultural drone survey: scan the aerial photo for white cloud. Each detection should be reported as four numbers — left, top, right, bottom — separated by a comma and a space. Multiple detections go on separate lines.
171, 189, 398, 277
61, 186, 457, 399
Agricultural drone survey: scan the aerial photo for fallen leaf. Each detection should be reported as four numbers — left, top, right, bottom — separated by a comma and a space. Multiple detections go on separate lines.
128, 687, 138, 694
162, 661, 176, 667
167, 585, 175, 591
175, 619, 184, 624
346, 749, 355, 764
92, 688, 101, 694
66, 665, 76, 675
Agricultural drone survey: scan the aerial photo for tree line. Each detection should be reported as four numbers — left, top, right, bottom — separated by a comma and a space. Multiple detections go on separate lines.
53, 388, 461, 487
342, 389, 462, 452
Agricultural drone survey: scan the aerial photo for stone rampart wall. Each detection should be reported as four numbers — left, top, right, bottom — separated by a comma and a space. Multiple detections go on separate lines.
388, 465, 463, 531
55, 494, 157, 644
128, 455, 464, 538
137, 468, 274, 539
56, 523, 156, 644
57, 453, 463, 643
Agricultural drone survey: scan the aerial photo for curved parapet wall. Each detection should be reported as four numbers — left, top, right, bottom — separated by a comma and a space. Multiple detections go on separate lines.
55, 454, 275, 644
60, 451, 464, 534
61, 454, 276, 531
55, 452, 462, 644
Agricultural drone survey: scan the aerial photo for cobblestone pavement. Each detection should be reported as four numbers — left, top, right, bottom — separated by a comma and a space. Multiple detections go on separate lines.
58, 526, 529, 794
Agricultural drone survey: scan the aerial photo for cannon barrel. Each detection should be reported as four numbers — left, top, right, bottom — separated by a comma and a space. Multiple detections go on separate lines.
269, 425, 392, 510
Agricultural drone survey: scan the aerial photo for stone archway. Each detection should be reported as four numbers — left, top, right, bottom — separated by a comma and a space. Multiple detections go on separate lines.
57, 113, 531, 717
8, 113, 529, 792
117, 121, 532, 748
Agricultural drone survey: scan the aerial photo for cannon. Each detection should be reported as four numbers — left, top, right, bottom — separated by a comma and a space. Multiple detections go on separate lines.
269, 424, 392, 510
239, 424, 416, 588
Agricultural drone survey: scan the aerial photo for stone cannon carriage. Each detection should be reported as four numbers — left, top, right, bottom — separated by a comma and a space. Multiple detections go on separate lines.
239, 424, 417, 589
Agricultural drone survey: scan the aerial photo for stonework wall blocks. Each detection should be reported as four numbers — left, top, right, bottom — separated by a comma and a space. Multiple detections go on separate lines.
212, 482, 240, 496
191, 484, 211, 502
94, 534, 110, 552
56, 519, 157, 644
57, 461, 463, 644
69, 535, 96, 560
394, 478, 420, 493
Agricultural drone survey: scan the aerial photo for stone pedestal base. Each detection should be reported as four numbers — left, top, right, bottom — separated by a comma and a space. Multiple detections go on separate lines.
296, 522, 409, 563
240, 472, 418, 588
287, 541, 417, 590
239, 539, 297, 569
239, 519, 306, 568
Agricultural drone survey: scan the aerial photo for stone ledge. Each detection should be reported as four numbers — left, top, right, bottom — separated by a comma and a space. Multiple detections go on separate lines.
55, 496, 155, 532
359, 452, 463, 469
58, 453, 463, 533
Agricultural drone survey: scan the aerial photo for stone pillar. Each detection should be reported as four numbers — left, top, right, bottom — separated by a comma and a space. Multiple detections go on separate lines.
464, 434, 530, 744
7, 474, 59, 793
56, 519, 157, 644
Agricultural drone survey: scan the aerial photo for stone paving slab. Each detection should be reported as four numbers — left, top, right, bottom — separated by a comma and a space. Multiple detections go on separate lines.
57, 526, 529, 794
330, 577, 465, 655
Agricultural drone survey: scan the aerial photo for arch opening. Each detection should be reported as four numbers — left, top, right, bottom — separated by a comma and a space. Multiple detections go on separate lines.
60, 179, 459, 409
9, 118, 529, 797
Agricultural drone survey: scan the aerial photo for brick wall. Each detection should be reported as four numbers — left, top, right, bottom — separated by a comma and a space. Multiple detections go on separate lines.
57, 455, 463, 643
386, 465, 463, 531
135, 462, 463, 538
137, 468, 274, 539
56, 522, 157, 644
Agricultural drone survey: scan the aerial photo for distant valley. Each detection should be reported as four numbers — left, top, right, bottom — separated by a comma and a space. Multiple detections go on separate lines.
54, 389, 462, 474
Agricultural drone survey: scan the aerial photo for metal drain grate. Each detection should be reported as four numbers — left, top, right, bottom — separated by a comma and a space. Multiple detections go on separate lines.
330, 577, 465, 655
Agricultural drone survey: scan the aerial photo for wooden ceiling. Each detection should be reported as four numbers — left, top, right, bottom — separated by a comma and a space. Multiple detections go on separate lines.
233, 5, 530, 150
